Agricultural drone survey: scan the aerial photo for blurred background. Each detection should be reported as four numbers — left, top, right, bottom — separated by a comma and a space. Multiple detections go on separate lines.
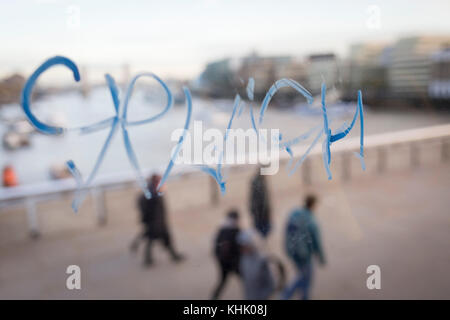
0, 0, 449, 299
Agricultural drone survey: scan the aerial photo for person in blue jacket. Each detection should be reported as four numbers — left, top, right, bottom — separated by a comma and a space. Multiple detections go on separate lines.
282, 194, 325, 300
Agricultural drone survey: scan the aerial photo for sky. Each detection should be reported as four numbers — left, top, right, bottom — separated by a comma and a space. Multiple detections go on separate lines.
1, 0, 450, 82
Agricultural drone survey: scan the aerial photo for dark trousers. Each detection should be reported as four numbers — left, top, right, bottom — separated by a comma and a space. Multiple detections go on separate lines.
211, 263, 239, 300
255, 222, 271, 238
143, 232, 178, 264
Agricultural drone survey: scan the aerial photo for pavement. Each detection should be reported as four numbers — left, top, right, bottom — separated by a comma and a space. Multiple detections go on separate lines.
0, 162, 449, 299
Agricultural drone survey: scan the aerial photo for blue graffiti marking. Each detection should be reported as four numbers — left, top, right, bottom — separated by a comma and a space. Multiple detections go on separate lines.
21, 56, 192, 212
21, 56, 365, 210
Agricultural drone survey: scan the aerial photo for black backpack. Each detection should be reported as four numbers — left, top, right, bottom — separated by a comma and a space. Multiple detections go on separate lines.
215, 227, 240, 262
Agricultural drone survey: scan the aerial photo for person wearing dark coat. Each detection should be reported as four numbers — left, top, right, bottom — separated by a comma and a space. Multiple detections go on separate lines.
131, 174, 184, 266
249, 169, 272, 238
211, 210, 241, 300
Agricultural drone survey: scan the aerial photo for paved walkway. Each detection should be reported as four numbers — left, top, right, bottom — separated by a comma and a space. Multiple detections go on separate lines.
0, 164, 449, 299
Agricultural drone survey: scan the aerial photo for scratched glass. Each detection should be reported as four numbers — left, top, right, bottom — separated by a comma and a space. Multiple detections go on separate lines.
21, 56, 365, 212
199, 77, 365, 191
21, 56, 192, 212
256, 79, 365, 179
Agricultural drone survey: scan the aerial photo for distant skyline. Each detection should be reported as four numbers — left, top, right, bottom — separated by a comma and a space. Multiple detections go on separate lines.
1, 0, 450, 83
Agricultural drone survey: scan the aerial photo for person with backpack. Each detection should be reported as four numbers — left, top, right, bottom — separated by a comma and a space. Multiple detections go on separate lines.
282, 194, 325, 300
211, 210, 241, 300
237, 230, 276, 300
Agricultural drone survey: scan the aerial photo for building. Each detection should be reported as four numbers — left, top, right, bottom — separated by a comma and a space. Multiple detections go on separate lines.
198, 52, 308, 100
388, 36, 450, 101
429, 47, 450, 102
197, 58, 236, 98
306, 53, 339, 95
237, 52, 299, 98
343, 42, 390, 103
0, 74, 25, 106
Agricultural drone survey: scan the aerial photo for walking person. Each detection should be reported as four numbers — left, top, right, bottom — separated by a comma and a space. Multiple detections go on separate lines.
282, 194, 325, 300
237, 230, 276, 300
132, 174, 184, 267
211, 210, 241, 300
249, 168, 271, 239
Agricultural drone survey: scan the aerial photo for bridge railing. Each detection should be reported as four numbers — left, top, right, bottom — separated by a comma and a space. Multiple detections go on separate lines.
1, 124, 449, 237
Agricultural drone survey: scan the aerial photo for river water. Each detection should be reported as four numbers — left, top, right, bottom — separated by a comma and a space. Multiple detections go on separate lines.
1, 86, 449, 187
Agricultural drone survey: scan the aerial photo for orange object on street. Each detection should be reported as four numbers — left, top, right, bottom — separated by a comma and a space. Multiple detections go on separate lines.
3, 165, 18, 187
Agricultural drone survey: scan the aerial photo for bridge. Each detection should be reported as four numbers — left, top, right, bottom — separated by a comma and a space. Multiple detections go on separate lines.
0, 124, 449, 299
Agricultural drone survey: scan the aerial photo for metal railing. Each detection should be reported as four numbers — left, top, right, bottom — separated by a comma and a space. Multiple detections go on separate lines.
1, 123, 450, 237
